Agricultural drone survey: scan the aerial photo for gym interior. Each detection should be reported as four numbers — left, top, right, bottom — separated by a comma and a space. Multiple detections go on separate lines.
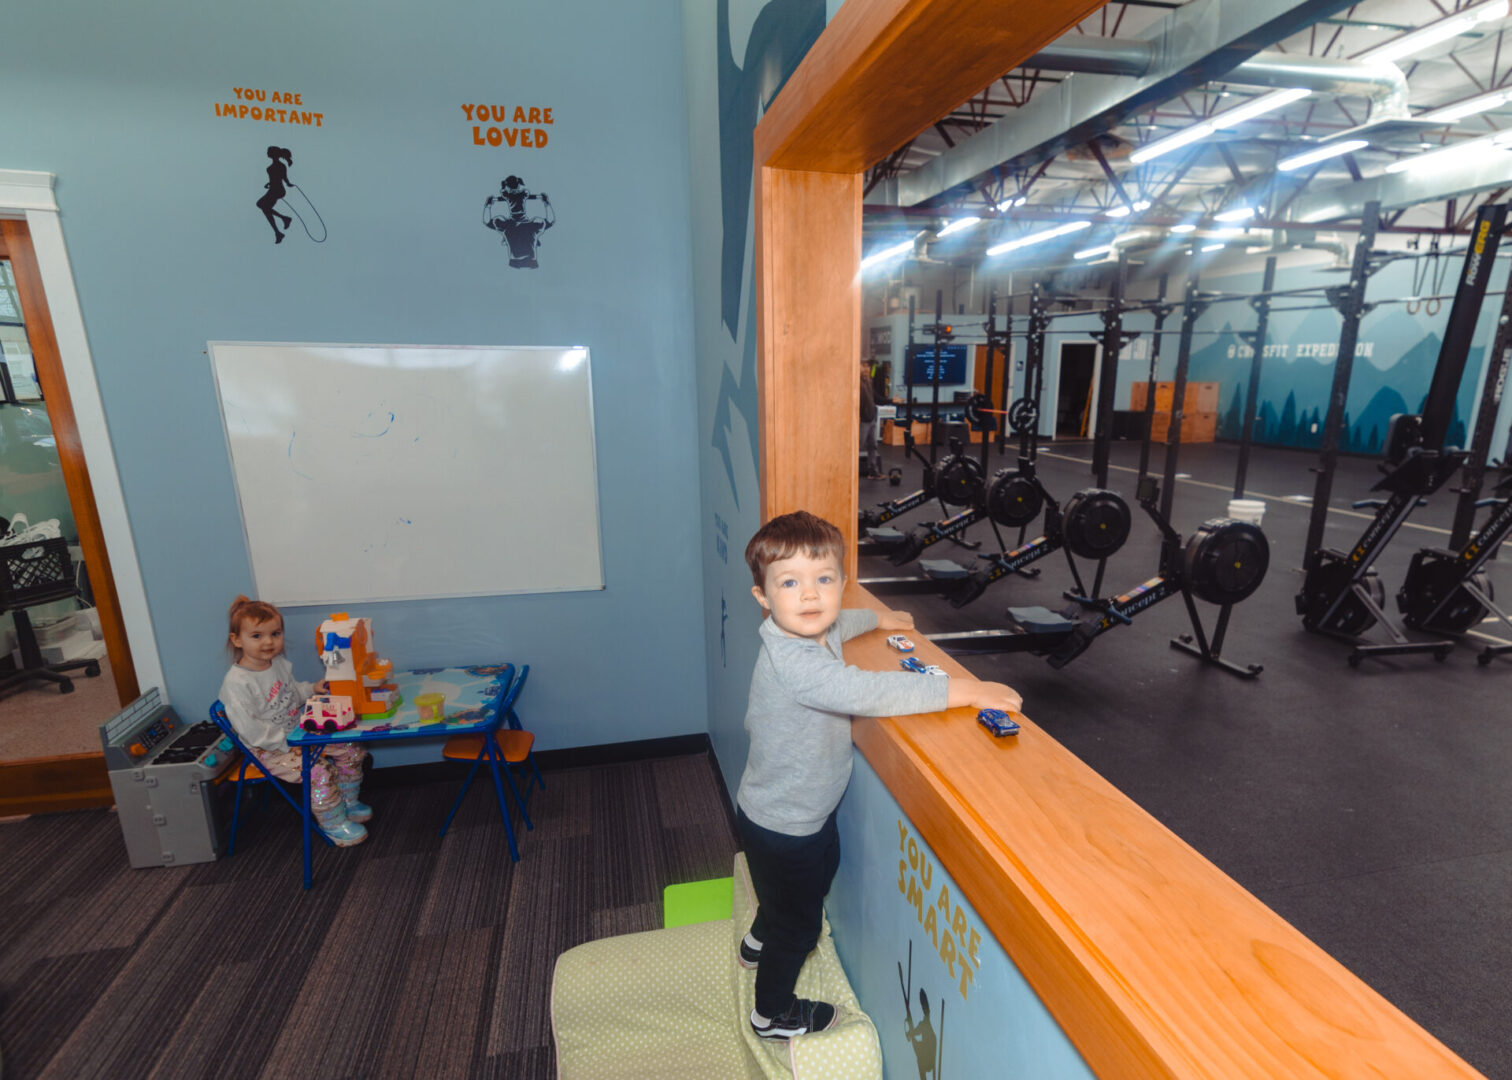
3, 0, 1512, 1077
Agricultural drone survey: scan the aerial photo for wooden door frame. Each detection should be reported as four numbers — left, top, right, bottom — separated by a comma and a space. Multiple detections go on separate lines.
1, 171, 162, 812
0, 171, 162, 699
1, 218, 138, 706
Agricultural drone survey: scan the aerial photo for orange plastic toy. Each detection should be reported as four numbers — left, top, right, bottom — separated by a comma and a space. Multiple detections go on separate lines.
316, 613, 398, 716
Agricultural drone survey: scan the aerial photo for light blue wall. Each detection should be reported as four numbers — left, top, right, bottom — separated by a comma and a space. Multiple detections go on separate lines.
681, 0, 825, 793
0, 0, 706, 752
831, 756, 1095, 1079
1130, 258, 1512, 460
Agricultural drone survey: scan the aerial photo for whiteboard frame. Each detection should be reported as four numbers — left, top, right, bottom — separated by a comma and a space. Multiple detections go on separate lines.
208, 340, 606, 607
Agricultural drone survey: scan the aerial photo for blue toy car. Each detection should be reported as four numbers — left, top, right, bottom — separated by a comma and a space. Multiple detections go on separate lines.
977, 708, 1020, 737
900, 656, 928, 673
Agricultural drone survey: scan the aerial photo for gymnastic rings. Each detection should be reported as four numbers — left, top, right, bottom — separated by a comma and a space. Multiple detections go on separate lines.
1426, 298, 1442, 316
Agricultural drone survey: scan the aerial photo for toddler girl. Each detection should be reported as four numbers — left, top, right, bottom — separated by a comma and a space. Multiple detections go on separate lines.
219, 595, 371, 846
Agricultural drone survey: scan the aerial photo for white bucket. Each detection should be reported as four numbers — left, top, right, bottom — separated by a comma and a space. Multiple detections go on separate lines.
1227, 498, 1266, 526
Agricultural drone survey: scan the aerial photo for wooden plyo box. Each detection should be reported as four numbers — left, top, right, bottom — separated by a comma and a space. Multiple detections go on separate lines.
1131, 381, 1219, 413
1149, 410, 1217, 444
882, 420, 930, 446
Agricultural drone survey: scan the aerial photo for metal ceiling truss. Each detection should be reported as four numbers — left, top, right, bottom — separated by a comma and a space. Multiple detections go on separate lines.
876, 0, 1362, 208
866, 0, 1512, 260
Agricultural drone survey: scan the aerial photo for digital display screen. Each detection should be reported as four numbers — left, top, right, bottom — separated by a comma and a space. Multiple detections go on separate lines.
909, 345, 967, 385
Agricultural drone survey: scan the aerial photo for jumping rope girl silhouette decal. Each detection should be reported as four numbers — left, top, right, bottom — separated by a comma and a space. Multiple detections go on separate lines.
256, 146, 327, 244
483, 175, 554, 268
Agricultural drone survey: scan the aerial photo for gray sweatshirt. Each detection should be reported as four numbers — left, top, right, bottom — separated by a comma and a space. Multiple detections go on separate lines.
736, 608, 950, 836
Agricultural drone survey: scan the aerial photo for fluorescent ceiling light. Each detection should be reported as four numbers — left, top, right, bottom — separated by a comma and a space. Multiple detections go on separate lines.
1130, 122, 1215, 164
1213, 227, 1244, 238
1209, 88, 1312, 130
1074, 244, 1115, 260
1214, 205, 1255, 222
1200, 243, 1225, 252
1384, 129, 1512, 173
1422, 89, 1512, 124
937, 216, 980, 237
1361, 1, 1509, 64
986, 220, 1091, 257
994, 195, 1028, 212
1170, 223, 1197, 233
1278, 139, 1370, 171
1129, 89, 1309, 164
860, 235, 918, 270
1112, 230, 1152, 246
1104, 199, 1151, 219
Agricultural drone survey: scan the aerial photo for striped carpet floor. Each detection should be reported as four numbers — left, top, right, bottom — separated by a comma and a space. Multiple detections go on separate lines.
0, 753, 740, 1079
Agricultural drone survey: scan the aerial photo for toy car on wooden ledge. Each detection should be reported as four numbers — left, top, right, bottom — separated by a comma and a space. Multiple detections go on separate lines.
977, 708, 1020, 737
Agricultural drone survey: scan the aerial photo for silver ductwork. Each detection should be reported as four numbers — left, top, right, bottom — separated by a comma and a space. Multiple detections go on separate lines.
1026, 40, 1409, 117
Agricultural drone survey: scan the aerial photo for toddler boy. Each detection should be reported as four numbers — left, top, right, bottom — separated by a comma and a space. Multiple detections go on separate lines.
736, 510, 1021, 1040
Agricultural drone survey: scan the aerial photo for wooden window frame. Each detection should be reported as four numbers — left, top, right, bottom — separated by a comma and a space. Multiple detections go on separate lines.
750, 3, 1479, 1076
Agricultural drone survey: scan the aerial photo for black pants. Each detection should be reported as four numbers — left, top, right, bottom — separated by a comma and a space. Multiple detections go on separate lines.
736, 806, 841, 1018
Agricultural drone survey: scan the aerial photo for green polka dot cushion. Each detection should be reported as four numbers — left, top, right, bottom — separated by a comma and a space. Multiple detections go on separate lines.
730, 854, 883, 1080
552, 854, 881, 1079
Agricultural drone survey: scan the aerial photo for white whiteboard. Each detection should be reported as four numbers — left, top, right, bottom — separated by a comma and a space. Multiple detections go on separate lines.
210, 342, 603, 605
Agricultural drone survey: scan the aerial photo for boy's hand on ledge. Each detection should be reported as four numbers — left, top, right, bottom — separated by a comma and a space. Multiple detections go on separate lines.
877, 609, 914, 631
947, 679, 1023, 715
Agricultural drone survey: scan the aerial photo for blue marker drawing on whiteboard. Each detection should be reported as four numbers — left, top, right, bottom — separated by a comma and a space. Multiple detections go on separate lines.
287, 429, 316, 481
353, 410, 395, 438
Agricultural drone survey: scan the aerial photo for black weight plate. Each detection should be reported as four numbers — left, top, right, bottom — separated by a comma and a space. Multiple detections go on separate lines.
963, 392, 996, 432
1398, 551, 1491, 632
1184, 518, 1270, 605
936, 455, 985, 508
986, 468, 1042, 527
1007, 397, 1038, 434
1061, 489, 1131, 560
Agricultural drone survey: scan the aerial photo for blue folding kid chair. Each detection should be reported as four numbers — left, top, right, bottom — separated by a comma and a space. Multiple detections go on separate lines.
210, 700, 334, 855
438, 665, 541, 860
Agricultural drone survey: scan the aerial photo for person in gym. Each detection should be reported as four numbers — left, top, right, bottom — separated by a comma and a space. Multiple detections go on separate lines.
735, 510, 1021, 1040
860, 355, 883, 479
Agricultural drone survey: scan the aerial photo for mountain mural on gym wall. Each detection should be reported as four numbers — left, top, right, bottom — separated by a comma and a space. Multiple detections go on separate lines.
1180, 257, 1502, 453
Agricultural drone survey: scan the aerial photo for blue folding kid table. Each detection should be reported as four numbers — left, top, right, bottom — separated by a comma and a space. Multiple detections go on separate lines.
287, 662, 514, 888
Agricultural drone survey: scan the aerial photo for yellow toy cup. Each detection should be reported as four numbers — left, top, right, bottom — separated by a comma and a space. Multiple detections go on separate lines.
415, 692, 446, 723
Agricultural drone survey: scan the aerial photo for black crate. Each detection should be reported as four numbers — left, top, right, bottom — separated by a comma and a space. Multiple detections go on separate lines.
0, 537, 76, 609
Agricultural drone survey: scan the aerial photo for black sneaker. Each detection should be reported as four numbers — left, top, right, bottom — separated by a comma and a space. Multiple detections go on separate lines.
750, 999, 838, 1040
738, 933, 762, 970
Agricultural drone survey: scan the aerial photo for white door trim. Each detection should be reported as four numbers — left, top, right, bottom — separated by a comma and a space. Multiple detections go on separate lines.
1, 169, 164, 695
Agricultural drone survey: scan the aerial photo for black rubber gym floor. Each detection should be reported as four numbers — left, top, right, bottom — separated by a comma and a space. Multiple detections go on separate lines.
860, 435, 1512, 1078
